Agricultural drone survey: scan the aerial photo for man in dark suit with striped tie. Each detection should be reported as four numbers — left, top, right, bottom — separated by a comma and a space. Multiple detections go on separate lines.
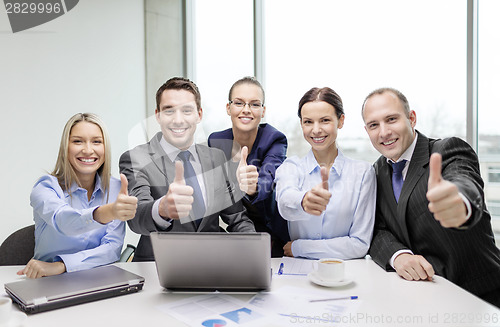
120, 77, 255, 262
362, 87, 500, 307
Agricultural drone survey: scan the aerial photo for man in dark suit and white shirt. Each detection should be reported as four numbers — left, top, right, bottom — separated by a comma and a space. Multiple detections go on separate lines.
120, 77, 255, 261
362, 87, 500, 307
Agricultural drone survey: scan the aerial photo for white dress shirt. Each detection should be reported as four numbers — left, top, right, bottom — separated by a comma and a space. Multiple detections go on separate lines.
275, 149, 376, 259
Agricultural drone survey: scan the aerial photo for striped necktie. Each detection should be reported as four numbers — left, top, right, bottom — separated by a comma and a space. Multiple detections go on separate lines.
177, 151, 206, 225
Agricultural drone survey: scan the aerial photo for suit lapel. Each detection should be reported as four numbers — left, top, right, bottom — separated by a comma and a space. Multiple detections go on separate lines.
399, 132, 430, 207
396, 132, 430, 246
148, 132, 173, 180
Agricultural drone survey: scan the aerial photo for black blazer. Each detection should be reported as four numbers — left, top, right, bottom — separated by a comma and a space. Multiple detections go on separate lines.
369, 131, 500, 298
119, 132, 255, 261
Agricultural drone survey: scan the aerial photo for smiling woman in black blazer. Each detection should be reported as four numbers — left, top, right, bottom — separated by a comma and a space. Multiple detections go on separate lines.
208, 77, 289, 257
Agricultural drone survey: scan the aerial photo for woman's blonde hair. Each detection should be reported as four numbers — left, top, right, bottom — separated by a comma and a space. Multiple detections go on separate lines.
51, 113, 111, 197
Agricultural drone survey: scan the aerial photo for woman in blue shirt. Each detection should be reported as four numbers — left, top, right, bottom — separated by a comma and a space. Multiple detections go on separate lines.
208, 77, 289, 257
275, 87, 376, 260
17, 113, 137, 278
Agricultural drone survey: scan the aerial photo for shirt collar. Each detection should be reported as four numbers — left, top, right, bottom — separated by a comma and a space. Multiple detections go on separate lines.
159, 137, 198, 163
67, 173, 103, 196
386, 132, 419, 165
305, 149, 345, 177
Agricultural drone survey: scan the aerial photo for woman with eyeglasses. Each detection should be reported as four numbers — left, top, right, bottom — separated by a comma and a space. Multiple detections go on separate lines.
208, 76, 289, 257
275, 87, 376, 260
17, 113, 137, 278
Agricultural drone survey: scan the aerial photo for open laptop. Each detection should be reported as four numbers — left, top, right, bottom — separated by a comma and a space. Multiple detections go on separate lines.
150, 232, 271, 292
4, 265, 145, 313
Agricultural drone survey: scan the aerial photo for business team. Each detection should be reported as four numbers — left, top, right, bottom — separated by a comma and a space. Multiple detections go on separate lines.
18, 77, 500, 308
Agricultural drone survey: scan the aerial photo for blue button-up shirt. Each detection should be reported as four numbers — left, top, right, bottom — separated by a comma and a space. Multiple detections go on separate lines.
31, 174, 125, 272
275, 150, 376, 259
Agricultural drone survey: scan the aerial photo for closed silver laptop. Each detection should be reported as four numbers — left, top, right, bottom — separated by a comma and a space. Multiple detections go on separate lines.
4, 265, 144, 313
150, 232, 271, 291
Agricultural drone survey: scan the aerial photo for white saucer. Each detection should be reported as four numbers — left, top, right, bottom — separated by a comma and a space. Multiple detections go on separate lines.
0, 311, 27, 327
308, 271, 353, 287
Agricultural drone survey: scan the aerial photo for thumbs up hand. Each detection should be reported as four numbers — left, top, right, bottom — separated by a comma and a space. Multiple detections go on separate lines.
237, 146, 259, 196
119, 173, 129, 195
427, 152, 444, 190
426, 153, 467, 228
111, 174, 138, 221
159, 161, 194, 220
173, 160, 186, 185
301, 166, 332, 216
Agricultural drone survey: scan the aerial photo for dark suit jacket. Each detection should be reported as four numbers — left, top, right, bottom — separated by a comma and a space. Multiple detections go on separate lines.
208, 123, 290, 243
119, 132, 255, 261
369, 131, 500, 298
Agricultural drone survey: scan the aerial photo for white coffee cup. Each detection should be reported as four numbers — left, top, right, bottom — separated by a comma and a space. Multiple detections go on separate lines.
314, 258, 345, 282
0, 297, 12, 324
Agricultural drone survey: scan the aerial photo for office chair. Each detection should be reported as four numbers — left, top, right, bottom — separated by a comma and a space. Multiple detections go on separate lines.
119, 244, 136, 262
0, 226, 137, 265
0, 224, 35, 265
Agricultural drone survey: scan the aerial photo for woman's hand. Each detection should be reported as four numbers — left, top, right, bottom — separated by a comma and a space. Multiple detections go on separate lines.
111, 174, 138, 221
283, 241, 294, 257
237, 146, 259, 196
94, 174, 138, 224
17, 259, 66, 279
301, 166, 331, 215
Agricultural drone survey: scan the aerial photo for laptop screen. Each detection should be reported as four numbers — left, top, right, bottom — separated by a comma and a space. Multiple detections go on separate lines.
151, 232, 271, 291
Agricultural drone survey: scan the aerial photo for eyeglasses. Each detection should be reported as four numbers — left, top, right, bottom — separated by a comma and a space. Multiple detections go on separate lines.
229, 100, 263, 109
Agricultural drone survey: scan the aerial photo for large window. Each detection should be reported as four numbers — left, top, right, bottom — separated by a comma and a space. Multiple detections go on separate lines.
193, 0, 254, 142
488, 167, 500, 185
478, 0, 500, 241
488, 201, 500, 218
190, 0, 496, 243
478, 0, 500, 155
193, 1, 467, 160
264, 0, 467, 159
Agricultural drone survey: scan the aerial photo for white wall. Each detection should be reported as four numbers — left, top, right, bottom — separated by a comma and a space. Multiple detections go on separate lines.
0, 0, 146, 249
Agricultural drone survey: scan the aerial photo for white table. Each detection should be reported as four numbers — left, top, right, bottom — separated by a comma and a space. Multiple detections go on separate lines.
1, 258, 499, 326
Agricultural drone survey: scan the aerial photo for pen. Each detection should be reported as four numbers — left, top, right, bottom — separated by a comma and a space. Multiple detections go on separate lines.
278, 263, 284, 275
309, 296, 358, 302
